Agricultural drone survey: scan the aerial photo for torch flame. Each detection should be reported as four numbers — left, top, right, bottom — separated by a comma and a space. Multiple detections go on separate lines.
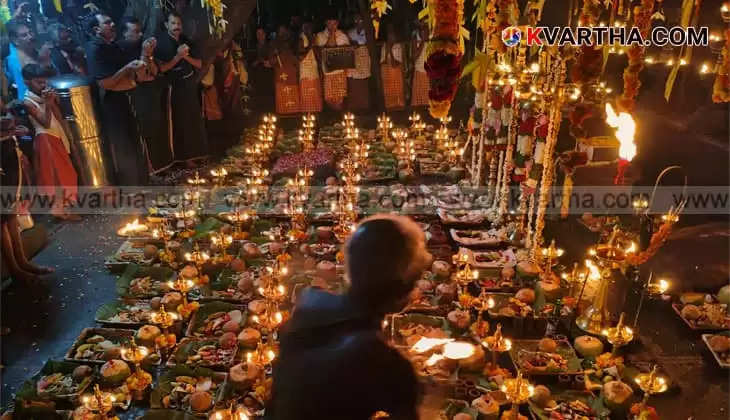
605, 103, 637, 161
425, 353, 445, 366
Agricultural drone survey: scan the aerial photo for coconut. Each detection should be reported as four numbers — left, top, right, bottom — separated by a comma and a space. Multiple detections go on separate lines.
432, 261, 451, 279
538, 337, 557, 353
219, 332, 237, 349
230, 258, 246, 273
248, 299, 267, 315
228, 310, 243, 325
448, 309, 471, 330
242, 243, 261, 258
237, 328, 261, 348
149, 297, 162, 310
316, 226, 333, 241
136, 325, 161, 347
515, 288, 536, 304
718, 285, 730, 305
237, 276, 254, 293
180, 265, 199, 279
681, 304, 701, 320
436, 282, 457, 302
530, 385, 551, 408
72, 365, 93, 382
143, 244, 158, 259
229, 363, 256, 391
223, 320, 242, 334
100, 360, 131, 387
603, 380, 633, 411
190, 391, 213, 412
516, 260, 541, 281
416, 279, 434, 292
539, 280, 561, 301
501, 265, 515, 280
316, 260, 337, 282
268, 242, 284, 255
574, 335, 604, 358
161, 292, 183, 310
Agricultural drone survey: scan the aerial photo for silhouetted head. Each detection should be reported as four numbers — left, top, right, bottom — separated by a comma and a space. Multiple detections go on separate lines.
345, 214, 431, 314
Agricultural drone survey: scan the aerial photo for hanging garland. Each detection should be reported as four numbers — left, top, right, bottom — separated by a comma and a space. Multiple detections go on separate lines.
422, 0, 467, 118
512, 111, 536, 184
371, 0, 392, 39
713, 29, 730, 103
201, 0, 227, 37
617, 0, 655, 112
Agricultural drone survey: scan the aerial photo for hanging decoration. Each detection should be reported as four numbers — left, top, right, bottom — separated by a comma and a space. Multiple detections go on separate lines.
713, 29, 730, 102
617, 0, 655, 112
371, 0, 392, 39
422, 0, 467, 118
202, 0, 228, 37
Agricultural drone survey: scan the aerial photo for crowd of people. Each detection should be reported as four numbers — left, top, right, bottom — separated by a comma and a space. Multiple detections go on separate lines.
251, 13, 431, 115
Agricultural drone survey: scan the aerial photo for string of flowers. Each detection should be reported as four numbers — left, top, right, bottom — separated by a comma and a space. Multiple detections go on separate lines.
201, 0, 227, 37
498, 93, 519, 220
617, 0, 656, 112
524, 191, 536, 248
422, 0, 468, 118
371, 0, 392, 39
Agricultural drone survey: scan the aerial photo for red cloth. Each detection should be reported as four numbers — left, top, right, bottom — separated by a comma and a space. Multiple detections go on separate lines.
324, 72, 347, 109
299, 78, 323, 113
381, 64, 405, 110
411, 70, 430, 107
33, 133, 78, 215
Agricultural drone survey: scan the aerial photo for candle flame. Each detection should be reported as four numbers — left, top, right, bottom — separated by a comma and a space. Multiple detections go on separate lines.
605, 103, 637, 161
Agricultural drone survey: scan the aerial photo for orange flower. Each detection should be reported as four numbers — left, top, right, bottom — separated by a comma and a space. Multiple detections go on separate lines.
155, 333, 177, 349
336, 250, 345, 264
198, 274, 210, 285
277, 253, 292, 264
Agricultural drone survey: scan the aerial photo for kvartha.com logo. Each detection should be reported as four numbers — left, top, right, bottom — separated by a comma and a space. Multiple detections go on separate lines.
501, 25, 708, 48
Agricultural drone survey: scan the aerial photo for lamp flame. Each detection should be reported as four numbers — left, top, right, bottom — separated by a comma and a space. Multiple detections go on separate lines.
605, 103, 637, 161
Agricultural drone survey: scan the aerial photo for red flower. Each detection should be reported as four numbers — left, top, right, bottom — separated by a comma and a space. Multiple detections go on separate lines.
425, 51, 460, 80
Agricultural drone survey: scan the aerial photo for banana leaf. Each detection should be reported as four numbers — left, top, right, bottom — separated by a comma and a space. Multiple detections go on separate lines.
15, 360, 95, 402
441, 399, 479, 419
95, 301, 128, 322
116, 264, 175, 298
188, 301, 245, 335
528, 390, 610, 420
191, 217, 225, 241
150, 365, 217, 409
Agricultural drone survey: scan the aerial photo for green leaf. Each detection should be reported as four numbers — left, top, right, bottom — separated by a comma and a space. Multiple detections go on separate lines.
191, 217, 224, 241
95, 301, 126, 321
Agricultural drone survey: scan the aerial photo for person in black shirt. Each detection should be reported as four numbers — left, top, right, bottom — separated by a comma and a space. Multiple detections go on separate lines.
84, 13, 150, 186
119, 16, 173, 174
48, 23, 86, 75
155, 11, 208, 166
268, 214, 430, 420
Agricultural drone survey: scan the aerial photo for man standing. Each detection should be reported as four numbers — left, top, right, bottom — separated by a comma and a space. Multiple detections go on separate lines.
269, 215, 428, 420
48, 23, 86, 75
346, 14, 371, 112
119, 16, 174, 175
85, 13, 149, 186
315, 14, 349, 111
5, 20, 54, 99
156, 11, 208, 166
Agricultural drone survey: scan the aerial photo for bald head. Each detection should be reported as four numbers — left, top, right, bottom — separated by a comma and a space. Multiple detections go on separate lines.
345, 214, 431, 312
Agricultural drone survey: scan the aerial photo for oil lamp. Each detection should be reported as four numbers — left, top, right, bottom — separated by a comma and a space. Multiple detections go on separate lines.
184, 242, 211, 269
501, 371, 534, 419
210, 403, 251, 420
150, 304, 178, 329
121, 337, 152, 400
635, 365, 668, 413
602, 312, 634, 356
452, 251, 478, 297
482, 323, 512, 368
210, 231, 234, 261
540, 239, 564, 270
377, 113, 392, 141
247, 340, 277, 367
409, 111, 426, 136
81, 384, 116, 416
210, 167, 228, 186
118, 218, 148, 237
472, 288, 495, 339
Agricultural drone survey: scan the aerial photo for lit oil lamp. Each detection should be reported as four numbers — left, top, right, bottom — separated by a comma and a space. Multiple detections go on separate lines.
121, 337, 152, 400
210, 231, 234, 262
472, 288, 495, 339
561, 262, 588, 298
247, 340, 277, 366
118, 218, 148, 237
409, 112, 426, 136
150, 304, 178, 329
184, 243, 211, 269
81, 384, 116, 416
187, 170, 207, 187
602, 312, 634, 356
210, 403, 251, 420
501, 371, 535, 419
540, 239, 564, 270
635, 365, 668, 413
482, 323, 512, 367
210, 167, 229, 186
452, 251, 479, 297
377, 113, 392, 141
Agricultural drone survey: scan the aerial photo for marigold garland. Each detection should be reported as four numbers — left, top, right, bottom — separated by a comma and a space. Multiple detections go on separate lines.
423, 0, 465, 118
617, 0, 656, 112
